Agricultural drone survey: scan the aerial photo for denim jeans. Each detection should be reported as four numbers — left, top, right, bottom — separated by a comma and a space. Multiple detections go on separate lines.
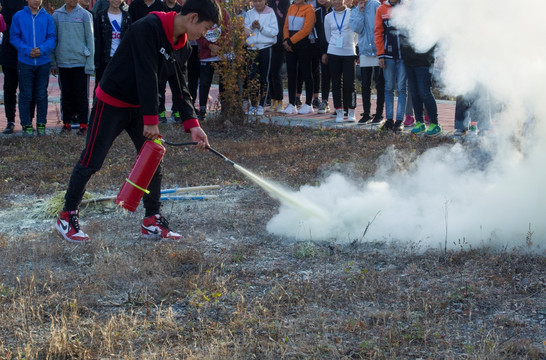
17, 62, 50, 127
405, 65, 438, 124
383, 58, 407, 121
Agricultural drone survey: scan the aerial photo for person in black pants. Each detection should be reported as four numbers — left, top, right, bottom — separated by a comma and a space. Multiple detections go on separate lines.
282, 0, 315, 115
157, 0, 182, 122
314, 0, 332, 113
186, 41, 200, 107
267, 0, 289, 112
55, 0, 220, 244
0, 0, 34, 134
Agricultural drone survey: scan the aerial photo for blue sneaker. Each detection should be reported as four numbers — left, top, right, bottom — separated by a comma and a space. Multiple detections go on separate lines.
411, 122, 426, 134
425, 123, 442, 136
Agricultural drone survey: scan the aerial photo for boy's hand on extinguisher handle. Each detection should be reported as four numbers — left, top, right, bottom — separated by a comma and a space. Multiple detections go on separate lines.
143, 124, 160, 139
190, 126, 209, 149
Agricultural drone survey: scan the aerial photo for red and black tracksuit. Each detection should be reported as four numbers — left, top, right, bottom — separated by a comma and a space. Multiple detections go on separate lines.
64, 12, 198, 216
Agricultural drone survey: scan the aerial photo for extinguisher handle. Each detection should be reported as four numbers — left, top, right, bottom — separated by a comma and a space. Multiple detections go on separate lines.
162, 139, 235, 166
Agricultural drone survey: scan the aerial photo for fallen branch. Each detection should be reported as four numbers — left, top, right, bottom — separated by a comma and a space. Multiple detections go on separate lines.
32, 185, 221, 219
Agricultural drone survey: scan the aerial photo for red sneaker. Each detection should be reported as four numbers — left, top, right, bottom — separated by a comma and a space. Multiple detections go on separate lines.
141, 214, 181, 241
56, 210, 90, 243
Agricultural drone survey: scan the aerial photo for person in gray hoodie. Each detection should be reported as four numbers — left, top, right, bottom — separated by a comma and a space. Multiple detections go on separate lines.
350, 0, 384, 124
50, 0, 94, 135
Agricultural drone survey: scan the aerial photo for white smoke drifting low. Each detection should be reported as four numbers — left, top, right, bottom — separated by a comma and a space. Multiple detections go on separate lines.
266, 0, 546, 250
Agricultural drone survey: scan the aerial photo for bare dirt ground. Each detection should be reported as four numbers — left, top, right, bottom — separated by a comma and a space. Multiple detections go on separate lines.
0, 122, 544, 359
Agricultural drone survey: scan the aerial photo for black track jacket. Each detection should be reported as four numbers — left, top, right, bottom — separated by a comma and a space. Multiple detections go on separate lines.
96, 12, 198, 130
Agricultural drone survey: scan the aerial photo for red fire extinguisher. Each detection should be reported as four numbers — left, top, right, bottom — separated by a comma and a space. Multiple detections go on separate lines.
115, 138, 165, 212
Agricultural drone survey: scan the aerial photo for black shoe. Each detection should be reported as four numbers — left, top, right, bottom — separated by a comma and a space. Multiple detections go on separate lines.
198, 109, 207, 121
312, 97, 321, 109
358, 114, 372, 124
393, 120, 404, 132
2, 122, 15, 134
371, 114, 384, 124
380, 119, 394, 131
295, 97, 302, 106
60, 124, 71, 134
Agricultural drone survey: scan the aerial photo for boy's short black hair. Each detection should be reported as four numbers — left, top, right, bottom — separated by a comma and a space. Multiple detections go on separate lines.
180, 0, 222, 25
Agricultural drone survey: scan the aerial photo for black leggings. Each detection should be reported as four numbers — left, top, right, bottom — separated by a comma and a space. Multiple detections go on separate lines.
297, 42, 320, 96
360, 66, 384, 117
248, 47, 273, 107
198, 61, 224, 111
328, 54, 356, 110
58, 67, 90, 125
269, 45, 285, 101
286, 38, 314, 106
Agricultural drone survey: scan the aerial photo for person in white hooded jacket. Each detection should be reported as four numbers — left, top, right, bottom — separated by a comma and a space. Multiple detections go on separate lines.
244, 0, 278, 115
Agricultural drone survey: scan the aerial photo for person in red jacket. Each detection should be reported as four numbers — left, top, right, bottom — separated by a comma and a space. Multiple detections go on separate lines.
55, 0, 221, 244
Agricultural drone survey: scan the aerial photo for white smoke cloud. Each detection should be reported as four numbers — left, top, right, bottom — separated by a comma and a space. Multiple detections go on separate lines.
266, 0, 546, 250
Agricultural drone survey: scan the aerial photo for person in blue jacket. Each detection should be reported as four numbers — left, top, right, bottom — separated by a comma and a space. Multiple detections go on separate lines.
350, 0, 384, 124
9, 0, 56, 137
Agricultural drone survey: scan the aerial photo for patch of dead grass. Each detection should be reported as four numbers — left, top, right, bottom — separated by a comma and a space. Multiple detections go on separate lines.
0, 124, 544, 359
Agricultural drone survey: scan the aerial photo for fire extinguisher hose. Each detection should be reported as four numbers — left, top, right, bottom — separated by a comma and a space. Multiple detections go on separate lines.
162, 139, 235, 166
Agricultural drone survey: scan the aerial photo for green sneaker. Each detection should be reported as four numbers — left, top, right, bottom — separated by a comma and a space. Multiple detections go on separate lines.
173, 111, 181, 122
411, 121, 426, 134
159, 111, 167, 123
425, 123, 442, 136
37, 124, 46, 136
22, 125, 34, 138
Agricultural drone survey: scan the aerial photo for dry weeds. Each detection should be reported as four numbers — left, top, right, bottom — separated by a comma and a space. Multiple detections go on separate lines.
0, 122, 544, 359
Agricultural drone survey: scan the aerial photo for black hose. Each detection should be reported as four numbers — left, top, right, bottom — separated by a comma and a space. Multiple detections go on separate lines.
162, 140, 235, 166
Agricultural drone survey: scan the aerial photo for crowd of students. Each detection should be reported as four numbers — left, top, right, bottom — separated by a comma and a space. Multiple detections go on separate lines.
239, 0, 443, 136
1, 0, 486, 139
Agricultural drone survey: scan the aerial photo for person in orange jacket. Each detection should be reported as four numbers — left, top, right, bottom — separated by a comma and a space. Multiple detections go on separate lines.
282, 0, 315, 115
374, 0, 406, 131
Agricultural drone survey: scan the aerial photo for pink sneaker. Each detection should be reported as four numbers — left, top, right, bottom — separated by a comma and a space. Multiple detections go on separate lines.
424, 115, 431, 126
403, 115, 415, 127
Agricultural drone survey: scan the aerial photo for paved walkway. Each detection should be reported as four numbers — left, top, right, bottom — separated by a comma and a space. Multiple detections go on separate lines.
0, 73, 456, 135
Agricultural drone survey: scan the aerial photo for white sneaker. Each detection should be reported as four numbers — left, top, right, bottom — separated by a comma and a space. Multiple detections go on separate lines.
256, 105, 264, 116
283, 104, 298, 114
347, 109, 356, 122
335, 108, 344, 123
246, 106, 256, 115
298, 104, 314, 115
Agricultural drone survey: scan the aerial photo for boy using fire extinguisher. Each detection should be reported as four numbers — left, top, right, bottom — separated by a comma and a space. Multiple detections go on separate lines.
55, 0, 221, 243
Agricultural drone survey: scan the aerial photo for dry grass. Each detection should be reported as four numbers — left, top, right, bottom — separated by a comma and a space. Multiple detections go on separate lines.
0, 122, 544, 359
